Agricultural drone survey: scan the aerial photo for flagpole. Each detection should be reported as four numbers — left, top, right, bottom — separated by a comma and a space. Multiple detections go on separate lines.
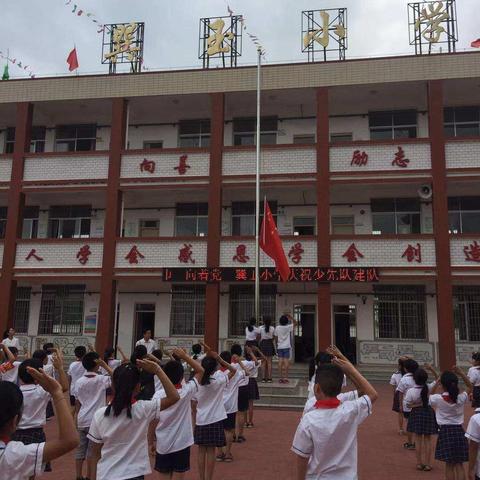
255, 46, 262, 324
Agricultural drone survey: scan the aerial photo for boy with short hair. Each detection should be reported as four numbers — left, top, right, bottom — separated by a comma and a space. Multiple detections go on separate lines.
75, 351, 113, 480
291, 351, 378, 479
68, 345, 87, 410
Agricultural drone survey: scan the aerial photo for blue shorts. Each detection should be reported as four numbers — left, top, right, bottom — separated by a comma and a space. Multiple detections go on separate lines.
277, 348, 290, 359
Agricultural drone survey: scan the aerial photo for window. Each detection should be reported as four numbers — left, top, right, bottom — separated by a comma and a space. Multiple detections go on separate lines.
38, 285, 85, 335
55, 124, 97, 152
139, 219, 160, 238
22, 206, 39, 239
233, 117, 277, 146
48, 205, 91, 239
231, 201, 277, 236
293, 134, 315, 144
293, 216, 315, 236
331, 215, 355, 235
229, 285, 276, 336
5, 127, 46, 154
170, 285, 205, 336
369, 110, 417, 140
0, 207, 7, 239
371, 198, 421, 234
330, 133, 353, 143
454, 287, 480, 342
143, 141, 163, 150
175, 203, 208, 236
374, 285, 426, 340
13, 287, 31, 334
448, 197, 480, 234
444, 107, 480, 138
178, 119, 210, 148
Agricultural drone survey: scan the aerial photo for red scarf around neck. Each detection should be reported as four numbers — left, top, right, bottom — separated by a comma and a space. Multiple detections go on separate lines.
314, 398, 341, 409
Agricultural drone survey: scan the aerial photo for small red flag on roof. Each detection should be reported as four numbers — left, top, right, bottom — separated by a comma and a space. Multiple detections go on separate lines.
67, 47, 79, 72
471, 39, 480, 48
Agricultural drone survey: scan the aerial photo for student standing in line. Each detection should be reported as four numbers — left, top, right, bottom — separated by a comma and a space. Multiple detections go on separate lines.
259, 317, 275, 383
390, 356, 407, 435
397, 358, 420, 450
68, 346, 87, 412
274, 314, 297, 384
468, 352, 480, 408
244, 318, 260, 350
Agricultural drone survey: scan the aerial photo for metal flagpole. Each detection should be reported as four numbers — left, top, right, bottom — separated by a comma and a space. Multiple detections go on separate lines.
254, 46, 262, 324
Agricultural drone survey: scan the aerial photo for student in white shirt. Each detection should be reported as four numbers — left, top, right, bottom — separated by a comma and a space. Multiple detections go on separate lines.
100, 346, 127, 374
274, 314, 297, 384
0, 344, 21, 383
465, 406, 480, 480
390, 357, 407, 435
468, 352, 480, 408
292, 352, 378, 480
258, 317, 275, 383
244, 346, 265, 428
396, 358, 419, 450
75, 351, 113, 480
68, 345, 87, 410
429, 368, 473, 480
245, 318, 260, 349
88, 358, 179, 480
151, 348, 204, 478
2, 327, 20, 352
194, 342, 233, 480
0, 369, 78, 480
135, 329, 158, 354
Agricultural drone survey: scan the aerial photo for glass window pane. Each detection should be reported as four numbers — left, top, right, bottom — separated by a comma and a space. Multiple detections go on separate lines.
76, 139, 95, 151
444, 125, 455, 137
80, 219, 91, 237
371, 199, 395, 212
234, 134, 255, 146
449, 212, 461, 234
393, 127, 417, 139
178, 137, 199, 148
76, 125, 97, 138
176, 217, 197, 236
455, 124, 480, 137
455, 107, 479, 123
61, 219, 76, 238
448, 197, 461, 210
260, 133, 276, 145
55, 140, 75, 152
396, 198, 420, 212
461, 212, 480, 233
459, 197, 480, 211
372, 214, 396, 234
197, 217, 208, 236
393, 110, 417, 126
56, 126, 77, 139
369, 111, 392, 127
444, 108, 455, 123
370, 129, 393, 140
200, 136, 211, 148
232, 202, 254, 215
176, 203, 199, 216
396, 214, 412, 234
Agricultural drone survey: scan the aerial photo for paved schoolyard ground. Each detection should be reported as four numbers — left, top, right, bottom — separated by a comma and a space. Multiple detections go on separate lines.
43, 383, 463, 479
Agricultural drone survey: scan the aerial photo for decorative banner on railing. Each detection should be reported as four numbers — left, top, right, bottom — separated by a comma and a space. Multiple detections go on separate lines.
63, 0, 105, 33
0, 51, 35, 78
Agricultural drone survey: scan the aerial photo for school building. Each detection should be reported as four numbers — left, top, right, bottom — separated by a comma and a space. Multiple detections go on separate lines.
1, 51, 480, 369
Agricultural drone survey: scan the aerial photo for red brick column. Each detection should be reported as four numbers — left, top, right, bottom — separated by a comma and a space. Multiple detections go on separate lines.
316, 88, 332, 350
204, 93, 224, 350
428, 80, 456, 369
96, 98, 127, 352
0, 103, 33, 335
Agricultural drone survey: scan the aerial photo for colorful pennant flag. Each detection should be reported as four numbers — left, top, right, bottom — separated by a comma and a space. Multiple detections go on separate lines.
472, 39, 480, 48
67, 47, 79, 71
226, 4, 266, 56
0, 51, 35, 78
63, 0, 104, 33
2, 63, 9, 81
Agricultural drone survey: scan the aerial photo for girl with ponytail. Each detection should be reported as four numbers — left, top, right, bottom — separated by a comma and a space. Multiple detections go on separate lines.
429, 367, 473, 479
390, 356, 407, 435
404, 368, 438, 471
259, 316, 275, 383
245, 317, 260, 350
87, 359, 179, 480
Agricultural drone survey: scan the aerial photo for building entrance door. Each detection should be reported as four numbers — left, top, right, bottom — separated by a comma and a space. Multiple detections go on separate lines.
133, 303, 156, 349
333, 304, 357, 364
293, 304, 316, 363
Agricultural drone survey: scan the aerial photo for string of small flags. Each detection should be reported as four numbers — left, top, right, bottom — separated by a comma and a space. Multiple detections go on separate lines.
63, 0, 105, 33
226, 3, 266, 56
0, 51, 35, 78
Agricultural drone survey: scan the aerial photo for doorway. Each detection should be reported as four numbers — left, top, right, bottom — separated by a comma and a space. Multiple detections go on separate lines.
293, 304, 316, 363
333, 304, 357, 364
133, 303, 156, 349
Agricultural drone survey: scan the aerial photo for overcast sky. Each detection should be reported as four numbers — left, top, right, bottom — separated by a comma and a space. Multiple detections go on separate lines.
1, 0, 479, 78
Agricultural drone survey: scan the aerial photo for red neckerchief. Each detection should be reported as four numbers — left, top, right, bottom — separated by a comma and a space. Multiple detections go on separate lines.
314, 398, 341, 409
220, 367, 228, 372
232, 359, 238, 364
0, 435, 10, 445
442, 393, 455, 404
175, 383, 183, 389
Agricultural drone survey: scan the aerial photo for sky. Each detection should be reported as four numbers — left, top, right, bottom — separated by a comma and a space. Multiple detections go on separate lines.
0, 0, 479, 78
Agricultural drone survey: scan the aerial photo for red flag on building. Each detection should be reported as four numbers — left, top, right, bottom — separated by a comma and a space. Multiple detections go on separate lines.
67, 47, 79, 72
471, 39, 480, 48
259, 201, 290, 282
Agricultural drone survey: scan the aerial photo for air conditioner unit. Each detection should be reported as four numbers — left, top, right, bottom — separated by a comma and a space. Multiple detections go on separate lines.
418, 185, 433, 200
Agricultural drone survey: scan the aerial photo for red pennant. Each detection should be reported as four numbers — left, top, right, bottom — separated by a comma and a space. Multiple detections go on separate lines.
471, 39, 480, 48
67, 47, 79, 72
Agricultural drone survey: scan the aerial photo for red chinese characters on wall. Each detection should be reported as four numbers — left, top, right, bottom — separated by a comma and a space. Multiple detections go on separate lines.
351, 150, 368, 167
288, 242, 304, 264
174, 155, 191, 175
125, 245, 145, 264
178, 243, 195, 264
76, 245, 92, 265
464, 241, 480, 263
347, 146, 412, 170
392, 146, 410, 168
342, 243, 364, 263
233, 244, 250, 263
25, 249, 43, 262
140, 158, 156, 174
402, 243, 422, 263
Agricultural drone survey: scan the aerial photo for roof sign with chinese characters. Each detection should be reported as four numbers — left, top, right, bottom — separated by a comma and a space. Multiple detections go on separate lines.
163, 267, 379, 283
408, 1, 458, 55
302, 8, 347, 62
102, 22, 145, 74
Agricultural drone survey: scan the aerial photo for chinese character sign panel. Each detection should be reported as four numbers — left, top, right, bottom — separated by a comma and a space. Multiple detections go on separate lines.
408, 1, 457, 55
102, 22, 145, 74
199, 16, 242, 68
302, 8, 347, 62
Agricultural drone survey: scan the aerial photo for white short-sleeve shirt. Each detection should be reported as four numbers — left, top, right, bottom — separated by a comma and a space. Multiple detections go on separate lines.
390, 372, 402, 388
0, 440, 45, 480
68, 360, 86, 397
292, 396, 373, 479
260, 325, 274, 340
135, 338, 157, 354
396, 373, 417, 412
154, 380, 199, 454
245, 326, 260, 341
99, 359, 121, 376
88, 400, 161, 480
303, 390, 359, 415
0, 361, 21, 383
430, 392, 468, 425
222, 368, 247, 414
468, 367, 480, 387
76, 372, 112, 428
465, 410, 480, 477
274, 324, 294, 349
194, 370, 229, 425
17, 385, 51, 429
2, 337, 20, 351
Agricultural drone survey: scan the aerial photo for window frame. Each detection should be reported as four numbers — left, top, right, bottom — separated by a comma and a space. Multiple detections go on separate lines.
13, 287, 31, 334
5, 126, 46, 154
331, 215, 355, 235
138, 219, 160, 238
371, 198, 421, 235
178, 119, 211, 148
369, 110, 417, 140
444, 106, 480, 138
293, 216, 316, 236
170, 285, 205, 336
143, 140, 164, 150
231, 201, 277, 236
448, 197, 480, 234
453, 286, 480, 342
293, 134, 315, 145
47, 205, 92, 239
330, 133, 353, 143
54, 124, 97, 152
174, 203, 208, 237
232, 116, 278, 146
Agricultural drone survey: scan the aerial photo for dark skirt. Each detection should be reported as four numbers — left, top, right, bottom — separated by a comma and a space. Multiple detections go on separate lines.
194, 420, 226, 447
435, 424, 469, 464
238, 385, 249, 412
245, 340, 259, 351
223, 412, 236, 431
248, 377, 260, 401
12, 427, 46, 444
260, 339, 275, 357
407, 406, 438, 435
473, 386, 480, 408
392, 390, 401, 413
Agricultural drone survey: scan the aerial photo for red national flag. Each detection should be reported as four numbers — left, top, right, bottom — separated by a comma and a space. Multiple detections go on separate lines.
259, 201, 290, 282
67, 47, 79, 72
471, 39, 480, 48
